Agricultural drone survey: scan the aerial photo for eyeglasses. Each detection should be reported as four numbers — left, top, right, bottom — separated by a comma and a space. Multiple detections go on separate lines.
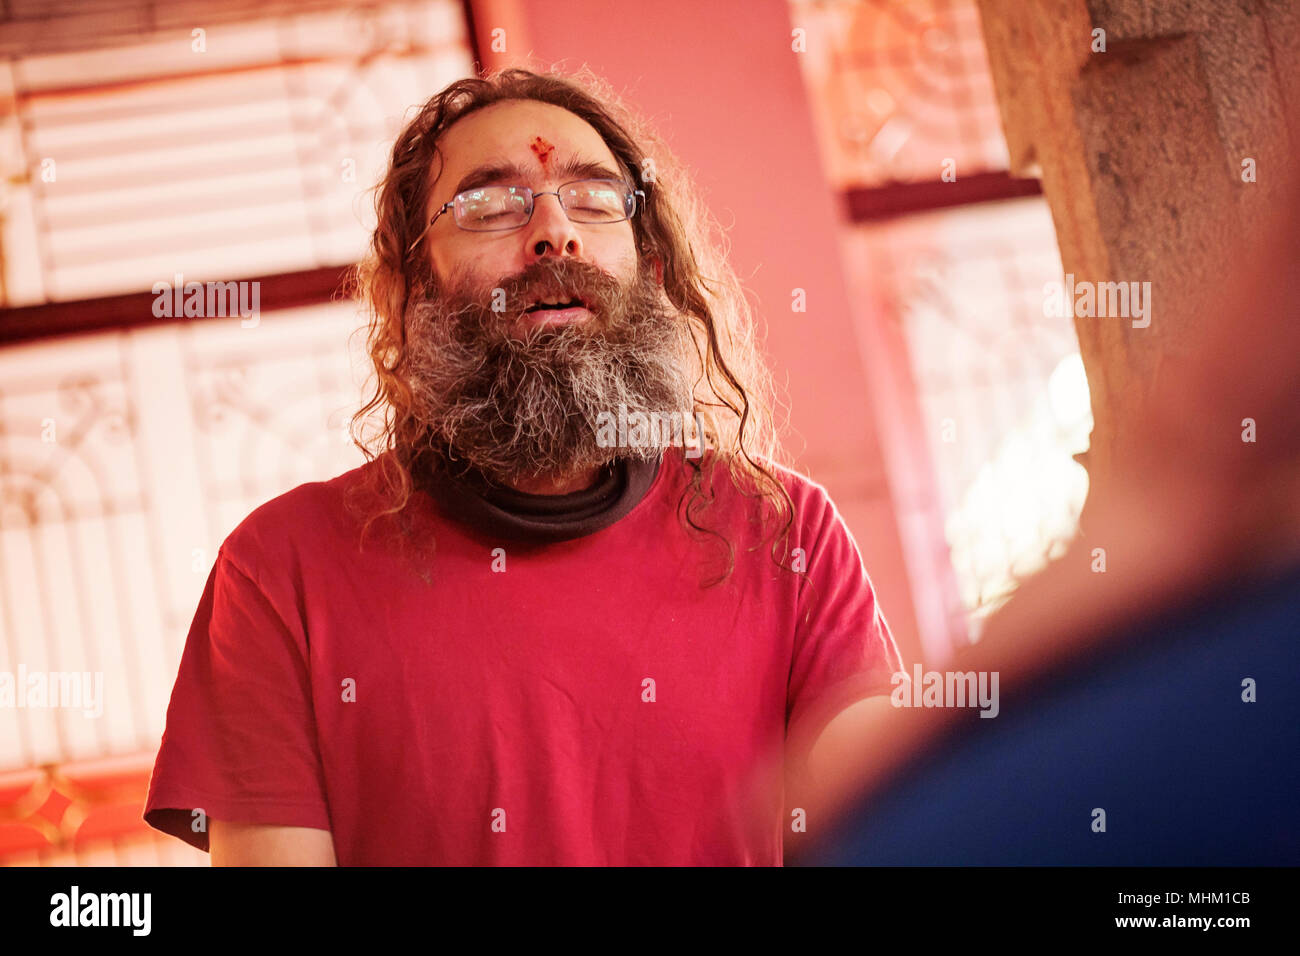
431, 178, 645, 232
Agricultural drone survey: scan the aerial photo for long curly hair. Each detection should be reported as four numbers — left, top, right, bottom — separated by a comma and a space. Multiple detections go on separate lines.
345, 66, 795, 586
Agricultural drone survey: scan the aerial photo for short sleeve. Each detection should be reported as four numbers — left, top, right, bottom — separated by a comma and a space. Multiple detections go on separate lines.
784, 489, 904, 774
143, 547, 331, 851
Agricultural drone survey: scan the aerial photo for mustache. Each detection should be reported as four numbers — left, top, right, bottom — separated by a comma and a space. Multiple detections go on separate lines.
435, 256, 627, 321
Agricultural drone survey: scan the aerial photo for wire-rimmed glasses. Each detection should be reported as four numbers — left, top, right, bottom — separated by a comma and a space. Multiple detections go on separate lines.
408, 178, 645, 255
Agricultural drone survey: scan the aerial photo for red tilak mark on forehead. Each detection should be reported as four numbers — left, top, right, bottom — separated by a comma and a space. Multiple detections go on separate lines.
529, 136, 555, 165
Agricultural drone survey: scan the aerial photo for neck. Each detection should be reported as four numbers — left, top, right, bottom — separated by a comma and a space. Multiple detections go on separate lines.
504, 465, 602, 496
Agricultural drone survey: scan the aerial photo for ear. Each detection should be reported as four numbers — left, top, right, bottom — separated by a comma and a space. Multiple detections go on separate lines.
651, 254, 664, 286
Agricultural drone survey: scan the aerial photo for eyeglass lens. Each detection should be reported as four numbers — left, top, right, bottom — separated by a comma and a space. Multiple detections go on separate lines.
453, 180, 632, 230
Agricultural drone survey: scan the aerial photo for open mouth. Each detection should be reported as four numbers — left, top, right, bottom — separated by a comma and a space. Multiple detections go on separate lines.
524, 295, 587, 313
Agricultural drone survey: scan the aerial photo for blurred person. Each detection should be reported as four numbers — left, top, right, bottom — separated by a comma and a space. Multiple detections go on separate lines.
142, 68, 903, 865
786, 147, 1300, 865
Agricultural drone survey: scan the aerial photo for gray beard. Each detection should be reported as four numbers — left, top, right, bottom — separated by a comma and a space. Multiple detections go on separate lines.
403, 258, 697, 485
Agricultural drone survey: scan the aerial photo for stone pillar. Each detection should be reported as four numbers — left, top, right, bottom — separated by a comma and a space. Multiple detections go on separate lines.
974, 0, 1298, 494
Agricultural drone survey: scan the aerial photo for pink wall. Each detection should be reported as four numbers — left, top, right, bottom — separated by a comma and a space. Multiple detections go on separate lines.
474, 0, 925, 664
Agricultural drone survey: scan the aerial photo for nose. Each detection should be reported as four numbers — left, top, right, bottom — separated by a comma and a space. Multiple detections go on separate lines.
524, 192, 582, 260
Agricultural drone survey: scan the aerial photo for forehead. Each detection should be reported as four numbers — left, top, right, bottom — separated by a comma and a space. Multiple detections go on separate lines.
430, 99, 621, 198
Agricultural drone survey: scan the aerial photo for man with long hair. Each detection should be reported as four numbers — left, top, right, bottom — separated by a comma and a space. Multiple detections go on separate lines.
144, 67, 902, 865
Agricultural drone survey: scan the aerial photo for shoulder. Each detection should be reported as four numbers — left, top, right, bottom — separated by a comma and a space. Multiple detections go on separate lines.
757, 457, 848, 547
218, 456, 387, 575
656, 446, 841, 536
755, 455, 836, 509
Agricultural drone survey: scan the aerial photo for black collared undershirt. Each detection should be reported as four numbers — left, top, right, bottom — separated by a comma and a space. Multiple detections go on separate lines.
418, 448, 664, 543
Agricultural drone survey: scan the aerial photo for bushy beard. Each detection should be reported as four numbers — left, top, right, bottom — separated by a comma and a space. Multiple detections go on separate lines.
404, 255, 697, 485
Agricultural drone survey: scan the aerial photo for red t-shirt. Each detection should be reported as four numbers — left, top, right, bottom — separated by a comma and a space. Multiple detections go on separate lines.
144, 446, 901, 865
